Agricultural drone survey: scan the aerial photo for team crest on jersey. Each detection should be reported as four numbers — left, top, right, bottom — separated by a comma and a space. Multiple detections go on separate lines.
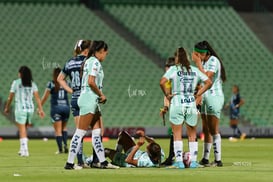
177, 71, 183, 77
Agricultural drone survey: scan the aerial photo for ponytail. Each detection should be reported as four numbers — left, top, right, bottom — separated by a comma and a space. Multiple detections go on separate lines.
73, 40, 92, 57
19, 66, 32, 87
176, 47, 191, 73
53, 67, 61, 92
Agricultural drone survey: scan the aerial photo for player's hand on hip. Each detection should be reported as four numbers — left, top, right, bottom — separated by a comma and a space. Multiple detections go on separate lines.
4, 107, 9, 114
159, 106, 168, 117
99, 94, 107, 104
166, 93, 175, 101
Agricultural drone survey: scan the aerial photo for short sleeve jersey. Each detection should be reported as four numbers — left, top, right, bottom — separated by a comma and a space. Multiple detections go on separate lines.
163, 65, 208, 106
230, 93, 241, 111
46, 81, 69, 107
62, 55, 85, 99
134, 150, 165, 167
10, 78, 38, 112
202, 56, 223, 96
81, 56, 104, 96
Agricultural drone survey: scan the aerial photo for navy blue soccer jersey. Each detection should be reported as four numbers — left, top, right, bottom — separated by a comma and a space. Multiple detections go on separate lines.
229, 93, 241, 119
47, 81, 69, 107
62, 55, 85, 99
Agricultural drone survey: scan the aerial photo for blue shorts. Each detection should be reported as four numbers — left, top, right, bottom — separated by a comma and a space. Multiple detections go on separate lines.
50, 105, 70, 123
71, 98, 80, 117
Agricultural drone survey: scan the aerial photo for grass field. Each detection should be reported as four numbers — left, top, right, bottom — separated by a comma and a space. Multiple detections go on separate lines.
0, 138, 272, 182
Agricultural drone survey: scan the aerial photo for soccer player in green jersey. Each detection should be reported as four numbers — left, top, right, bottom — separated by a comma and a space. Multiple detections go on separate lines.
102, 130, 164, 168
192, 41, 227, 167
65, 41, 119, 169
160, 47, 212, 169
4, 66, 45, 157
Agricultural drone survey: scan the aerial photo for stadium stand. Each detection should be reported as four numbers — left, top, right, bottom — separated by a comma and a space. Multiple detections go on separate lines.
0, 0, 272, 129
104, 4, 273, 126
0, 2, 163, 127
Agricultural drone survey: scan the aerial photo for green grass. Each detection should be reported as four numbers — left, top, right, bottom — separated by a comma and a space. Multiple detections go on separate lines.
0, 138, 272, 182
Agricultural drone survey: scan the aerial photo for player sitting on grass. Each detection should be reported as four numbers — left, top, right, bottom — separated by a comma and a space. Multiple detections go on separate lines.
102, 130, 164, 167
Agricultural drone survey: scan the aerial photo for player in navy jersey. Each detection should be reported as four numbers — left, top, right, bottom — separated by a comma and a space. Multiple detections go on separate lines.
57, 40, 91, 167
41, 68, 70, 154
225, 85, 245, 139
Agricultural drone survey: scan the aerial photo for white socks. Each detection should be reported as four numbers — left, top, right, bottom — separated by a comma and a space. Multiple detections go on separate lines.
213, 134, 222, 161
174, 141, 183, 162
20, 138, 28, 152
92, 128, 106, 163
203, 143, 212, 160
189, 142, 198, 162
67, 129, 87, 164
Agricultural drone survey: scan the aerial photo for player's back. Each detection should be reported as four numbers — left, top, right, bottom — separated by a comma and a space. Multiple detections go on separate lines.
47, 81, 69, 107
62, 55, 85, 99
11, 78, 37, 112
166, 65, 205, 106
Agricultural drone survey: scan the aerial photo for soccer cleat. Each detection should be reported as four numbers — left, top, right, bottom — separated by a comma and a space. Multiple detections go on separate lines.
90, 162, 101, 168
210, 160, 223, 167
74, 165, 83, 170
55, 151, 63, 155
64, 146, 68, 153
64, 162, 75, 170
19, 150, 29, 157
77, 163, 90, 169
189, 161, 199, 168
199, 158, 210, 167
166, 161, 185, 169
100, 161, 120, 169
229, 137, 238, 142
240, 133, 246, 141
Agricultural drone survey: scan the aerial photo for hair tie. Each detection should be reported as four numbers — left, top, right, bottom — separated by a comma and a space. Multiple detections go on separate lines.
74, 40, 83, 50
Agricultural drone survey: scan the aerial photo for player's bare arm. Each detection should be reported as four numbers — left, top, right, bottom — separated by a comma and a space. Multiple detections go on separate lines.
57, 72, 73, 94
4, 93, 14, 114
125, 137, 145, 166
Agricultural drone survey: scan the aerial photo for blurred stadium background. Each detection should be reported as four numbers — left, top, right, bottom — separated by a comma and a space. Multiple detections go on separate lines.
0, 0, 272, 138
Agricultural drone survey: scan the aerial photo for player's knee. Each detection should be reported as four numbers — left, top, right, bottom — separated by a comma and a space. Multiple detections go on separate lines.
202, 126, 210, 134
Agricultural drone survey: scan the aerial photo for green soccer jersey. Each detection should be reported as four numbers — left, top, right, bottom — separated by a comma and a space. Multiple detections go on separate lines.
202, 56, 223, 96
163, 65, 208, 106
81, 57, 104, 97
10, 79, 38, 112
